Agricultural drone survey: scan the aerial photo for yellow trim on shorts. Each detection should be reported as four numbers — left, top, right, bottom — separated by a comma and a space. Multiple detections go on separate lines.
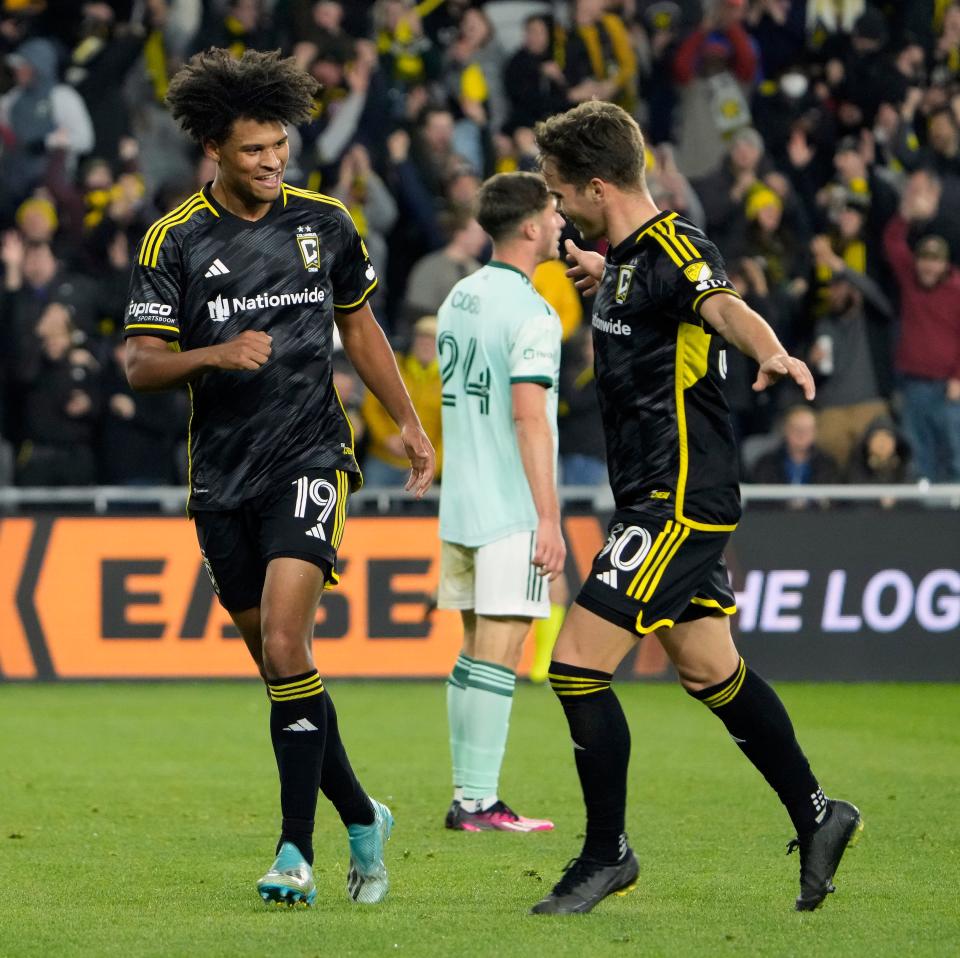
689, 596, 737, 615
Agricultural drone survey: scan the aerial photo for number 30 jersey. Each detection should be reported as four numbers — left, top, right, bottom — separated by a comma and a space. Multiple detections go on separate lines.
592, 210, 741, 530
437, 261, 561, 547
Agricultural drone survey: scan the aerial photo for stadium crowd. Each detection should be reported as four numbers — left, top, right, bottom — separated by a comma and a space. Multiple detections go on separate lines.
1, 0, 959, 491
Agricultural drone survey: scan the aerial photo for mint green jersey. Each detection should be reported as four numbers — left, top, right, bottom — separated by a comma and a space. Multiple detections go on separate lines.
437, 261, 561, 547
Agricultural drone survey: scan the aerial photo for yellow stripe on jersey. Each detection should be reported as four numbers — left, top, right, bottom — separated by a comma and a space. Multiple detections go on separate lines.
640, 523, 690, 602
333, 470, 348, 548
282, 183, 351, 216
138, 193, 200, 265
690, 596, 737, 615
642, 212, 703, 270
633, 521, 683, 600
333, 383, 361, 488
626, 522, 672, 598
673, 322, 738, 533
692, 286, 741, 315
125, 323, 178, 333
334, 277, 378, 312
139, 194, 215, 268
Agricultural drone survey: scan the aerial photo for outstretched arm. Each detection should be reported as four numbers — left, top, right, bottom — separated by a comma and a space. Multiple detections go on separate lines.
335, 302, 436, 497
699, 292, 815, 400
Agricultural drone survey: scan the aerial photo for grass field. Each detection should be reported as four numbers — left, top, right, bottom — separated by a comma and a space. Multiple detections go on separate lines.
2, 681, 958, 957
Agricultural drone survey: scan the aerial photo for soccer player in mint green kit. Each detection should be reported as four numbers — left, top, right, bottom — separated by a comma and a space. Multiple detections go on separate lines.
437, 171, 566, 831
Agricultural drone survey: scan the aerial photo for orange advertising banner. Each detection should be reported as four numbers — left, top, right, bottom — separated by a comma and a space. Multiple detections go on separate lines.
0, 516, 607, 681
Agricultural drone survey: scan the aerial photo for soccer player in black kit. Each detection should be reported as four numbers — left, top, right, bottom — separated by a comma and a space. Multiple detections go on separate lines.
528, 102, 862, 915
124, 49, 435, 907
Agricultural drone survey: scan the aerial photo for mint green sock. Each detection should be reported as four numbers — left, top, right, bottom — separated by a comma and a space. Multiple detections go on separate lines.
447, 653, 474, 790
461, 659, 516, 800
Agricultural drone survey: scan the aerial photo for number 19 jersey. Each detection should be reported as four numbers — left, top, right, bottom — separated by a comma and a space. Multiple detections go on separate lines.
437, 261, 561, 547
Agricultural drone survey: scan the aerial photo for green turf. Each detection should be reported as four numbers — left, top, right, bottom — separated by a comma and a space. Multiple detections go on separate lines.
1, 682, 958, 957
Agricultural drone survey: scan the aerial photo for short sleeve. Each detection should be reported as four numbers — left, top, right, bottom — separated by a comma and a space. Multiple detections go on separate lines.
331, 207, 378, 312
124, 238, 182, 342
508, 309, 561, 387
650, 219, 740, 319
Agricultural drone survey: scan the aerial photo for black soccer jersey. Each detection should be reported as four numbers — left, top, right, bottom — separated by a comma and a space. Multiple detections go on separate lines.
590, 210, 741, 531
124, 183, 376, 511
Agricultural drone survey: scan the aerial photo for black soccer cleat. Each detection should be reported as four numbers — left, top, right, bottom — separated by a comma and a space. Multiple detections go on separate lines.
788, 798, 863, 911
530, 850, 639, 915
444, 800, 459, 830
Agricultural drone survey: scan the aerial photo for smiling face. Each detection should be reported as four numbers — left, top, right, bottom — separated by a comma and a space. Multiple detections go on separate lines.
205, 117, 289, 213
540, 158, 606, 241
534, 195, 566, 264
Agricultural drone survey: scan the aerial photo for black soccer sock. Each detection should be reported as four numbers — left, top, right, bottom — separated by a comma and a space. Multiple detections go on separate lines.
267, 670, 328, 865
549, 662, 630, 864
689, 657, 826, 837
318, 691, 374, 827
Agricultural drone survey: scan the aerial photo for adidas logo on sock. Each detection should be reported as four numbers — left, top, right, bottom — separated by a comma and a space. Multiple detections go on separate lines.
283, 718, 319, 732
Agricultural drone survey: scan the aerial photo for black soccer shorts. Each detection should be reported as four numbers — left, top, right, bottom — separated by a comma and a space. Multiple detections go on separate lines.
575, 509, 737, 634
193, 467, 351, 612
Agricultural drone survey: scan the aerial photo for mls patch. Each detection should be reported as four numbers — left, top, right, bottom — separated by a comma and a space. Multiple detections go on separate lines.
683, 262, 712, 284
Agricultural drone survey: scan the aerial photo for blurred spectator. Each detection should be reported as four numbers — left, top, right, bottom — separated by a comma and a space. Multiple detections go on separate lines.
65, 3, 148, 163
98, 337, 188, 484
846, 417, 916, 498
15, 195, 58, 243
647, 141, 706, 227
0, 37, 94, 215
1, 236, 100, 340
503, 15, 568, 132
807, 235, 892, 470
193, 0, 276, 57
361, 314, 442, 486
330, 143, 397, 314
562, 0, 637, 113
750, 405, 841, 500
672, 0, 758, 178
558, 326, 606, 486
883, 210, 960, 481
374, 0, 439, 109
15, 301, 100, 486
400, 206, 486, 334
290, 0, 350, 68
694, 126, 768, 255
442, 6, 506, 137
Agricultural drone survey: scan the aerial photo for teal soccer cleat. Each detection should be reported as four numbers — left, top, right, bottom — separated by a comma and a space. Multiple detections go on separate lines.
346, 799, 394, 904
256, 841, 317, 907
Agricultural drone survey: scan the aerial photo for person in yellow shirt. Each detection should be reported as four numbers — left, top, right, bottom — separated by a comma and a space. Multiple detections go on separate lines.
362, 314, 443, 485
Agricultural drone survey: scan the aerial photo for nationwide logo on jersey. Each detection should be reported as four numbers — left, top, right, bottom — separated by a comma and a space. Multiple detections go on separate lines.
207, 294, 230, 322
204, 258, 230, 278
296, 225, 320, 272
615, 265, 635, 304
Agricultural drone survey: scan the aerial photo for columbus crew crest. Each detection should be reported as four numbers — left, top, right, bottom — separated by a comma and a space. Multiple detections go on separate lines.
615, 266, 635, 304
296, 225, 320, 272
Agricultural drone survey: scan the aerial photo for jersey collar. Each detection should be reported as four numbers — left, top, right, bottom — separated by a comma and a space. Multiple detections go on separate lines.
203, 182, 283, 228
607, 209, 675, 263
487, 259, 531, 283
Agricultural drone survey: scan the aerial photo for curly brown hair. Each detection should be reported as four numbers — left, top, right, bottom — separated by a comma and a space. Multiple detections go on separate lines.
534, 101, 646, 190
166, 48, 318, 145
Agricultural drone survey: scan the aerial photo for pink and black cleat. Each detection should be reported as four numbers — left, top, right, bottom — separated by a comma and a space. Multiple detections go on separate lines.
446, 800, 554, 832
